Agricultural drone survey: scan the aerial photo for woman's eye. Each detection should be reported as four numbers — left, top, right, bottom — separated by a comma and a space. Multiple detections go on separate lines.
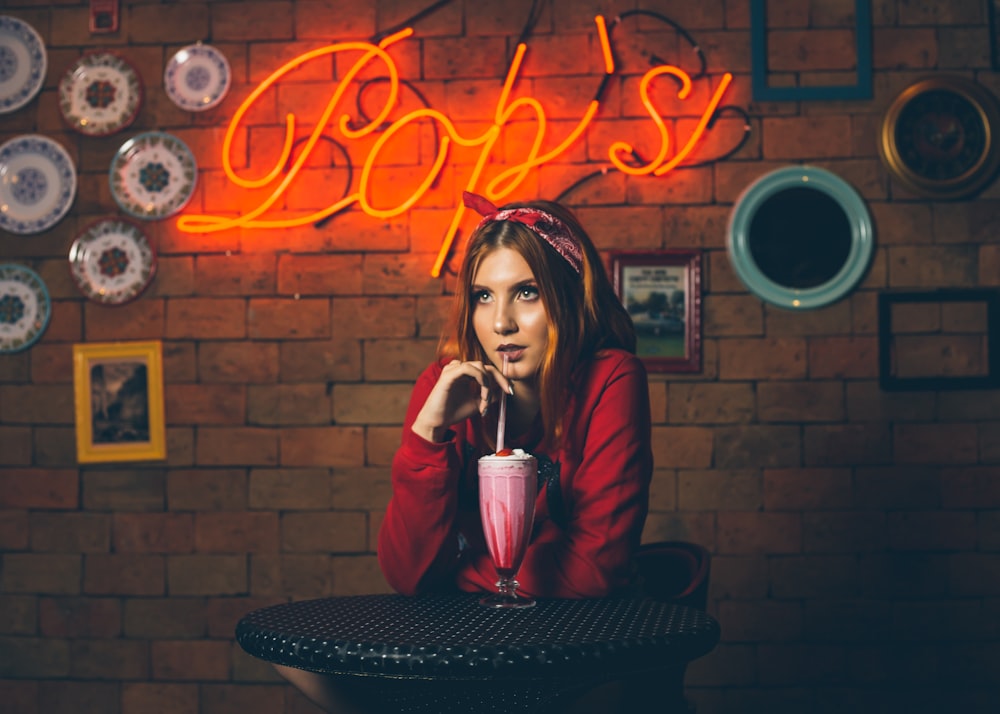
519, 286, 539, 299
472, 290, 491, 303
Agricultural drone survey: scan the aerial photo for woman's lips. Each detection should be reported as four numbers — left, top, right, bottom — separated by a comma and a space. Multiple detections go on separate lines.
498, 346, 526, 361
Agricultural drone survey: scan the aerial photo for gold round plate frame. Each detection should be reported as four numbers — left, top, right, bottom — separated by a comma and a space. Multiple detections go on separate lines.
879, 76, 1000, 200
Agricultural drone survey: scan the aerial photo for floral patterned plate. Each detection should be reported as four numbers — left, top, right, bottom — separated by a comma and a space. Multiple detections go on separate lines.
69, 218, 157, 305
0, 134, 77, 234
59, 51, 143, 136
0, 263, 51, 354
0, 16, 46, 114
109, 131, 197, 219
164, 43, 231, 111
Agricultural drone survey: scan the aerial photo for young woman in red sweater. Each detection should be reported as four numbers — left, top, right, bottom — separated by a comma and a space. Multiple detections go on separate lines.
276, 193, 653, 711
379, 192, 653, 599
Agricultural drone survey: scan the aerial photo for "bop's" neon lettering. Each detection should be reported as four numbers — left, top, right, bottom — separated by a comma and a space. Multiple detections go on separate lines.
176, 18, 734, 277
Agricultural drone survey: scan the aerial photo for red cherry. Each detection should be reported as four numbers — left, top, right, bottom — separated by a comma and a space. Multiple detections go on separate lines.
496, 448, 514, 456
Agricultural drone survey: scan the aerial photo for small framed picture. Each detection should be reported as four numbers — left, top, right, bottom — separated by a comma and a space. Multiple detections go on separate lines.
611, 250, 702, 373
72, 340, 166, 464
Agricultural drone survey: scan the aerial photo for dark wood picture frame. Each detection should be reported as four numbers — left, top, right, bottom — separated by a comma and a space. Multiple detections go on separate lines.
611, 250, 702, 373
878, 289, 1000, 391
750, 0, 873, 101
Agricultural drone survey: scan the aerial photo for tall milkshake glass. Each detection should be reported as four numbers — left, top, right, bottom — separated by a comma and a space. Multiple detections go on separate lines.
478, 450, 537, 608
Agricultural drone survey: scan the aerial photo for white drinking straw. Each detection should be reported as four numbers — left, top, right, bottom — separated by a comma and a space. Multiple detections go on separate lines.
496, 354, 509, 452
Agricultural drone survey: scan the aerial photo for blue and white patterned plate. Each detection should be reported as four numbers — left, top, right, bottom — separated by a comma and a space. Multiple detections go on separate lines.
59, 51, 143, 136
0, 135, 78, 234
69, 218, 157, 305
109, 131, 197, 219
165, 43, 231, 112
0, 16, 46, 114
0, 263, 51, 354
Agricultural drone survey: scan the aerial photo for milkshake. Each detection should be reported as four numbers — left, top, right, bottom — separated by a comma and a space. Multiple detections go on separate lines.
478, 448, 537, 607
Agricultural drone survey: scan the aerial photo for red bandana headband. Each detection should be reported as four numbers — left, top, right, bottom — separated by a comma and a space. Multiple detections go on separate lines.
463, 191, 583, 275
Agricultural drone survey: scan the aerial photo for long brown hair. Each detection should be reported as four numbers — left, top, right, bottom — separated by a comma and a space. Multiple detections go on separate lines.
442, 200, 636, 448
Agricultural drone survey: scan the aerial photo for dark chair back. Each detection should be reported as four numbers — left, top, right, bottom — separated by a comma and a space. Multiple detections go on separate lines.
634, 540, 711, 611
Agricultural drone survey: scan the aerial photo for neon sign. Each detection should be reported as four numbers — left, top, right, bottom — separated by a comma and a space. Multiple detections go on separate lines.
176, 18, 735, 277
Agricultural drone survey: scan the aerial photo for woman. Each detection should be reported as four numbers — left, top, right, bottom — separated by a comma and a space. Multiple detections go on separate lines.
379, 191, 653, 599
276, 193, 653, 712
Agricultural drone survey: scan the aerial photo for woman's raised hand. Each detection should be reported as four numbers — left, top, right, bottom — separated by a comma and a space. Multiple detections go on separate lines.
411, 360, 510, 443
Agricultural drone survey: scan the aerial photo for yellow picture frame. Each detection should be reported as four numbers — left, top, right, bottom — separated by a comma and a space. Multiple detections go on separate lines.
72, 340, 166, 464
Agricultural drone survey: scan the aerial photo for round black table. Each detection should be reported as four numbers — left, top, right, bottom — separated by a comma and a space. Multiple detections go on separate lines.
236, 592, 720, 714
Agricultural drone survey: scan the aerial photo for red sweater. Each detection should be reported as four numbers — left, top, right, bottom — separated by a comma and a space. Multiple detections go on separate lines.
377, 348, 653, 598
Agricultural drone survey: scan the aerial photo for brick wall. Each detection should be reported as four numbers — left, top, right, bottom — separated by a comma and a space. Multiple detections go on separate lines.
1, 1, 999, 712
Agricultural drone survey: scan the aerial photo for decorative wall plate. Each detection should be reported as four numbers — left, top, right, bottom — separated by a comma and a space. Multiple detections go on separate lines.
69, 219, 157, 305
109, 131, 197, 219
727, 166, 874, 310
164, 43, 231, 111
0, 16, 47, 114
0, 134, 78, 234
59, 51, 143, 136
0, 263, 51, 354
879, 76, 1000, 200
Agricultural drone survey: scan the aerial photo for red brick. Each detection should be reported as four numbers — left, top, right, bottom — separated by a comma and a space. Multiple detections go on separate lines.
0, 680, 38, 713
0, 595, 37, 635
198, 342, 281, 383
281, 512, 368, 553
893, 423, 979, 465
0, 636, 71, 677
668, 382, 756, 424
82, 471, 165, 511
150, 640, 229, 681
83, 299, 165, 340
167, 469, 249, 511
84, 555, 165, 596
650, 426, 714, 468
69, 639, 149, 679
37, 680, 120, 714
714, 425, 801, 468
770, 556, 858, 598
38, 597, 121, 638
757, 381, 845, 422
717, 600, 802, 641
167, 555, 247, 596
279, 338, 362, 382
124, 598, 207, 639
0, 470, 78, 509
249, 469, 331, 510
165, 384, 247, 425
679, 469, 762, 510
247, 384, 330, 425
195, 255, 277, 296
166, 299, 247, 339
30, 513, 110, 553
718, 338, 807, 379
279, 426, 366, 466
195, 512, 280, 553
196, 428, 279, 466
205, 596, 285, 639
333, 383, 411, 425
249, 553, 333, 598
0, 426, 32, 465
0, 510, 28, 550
764, 468, 853, 510
364, 338, 440, 382
703, 294, 764, 336
122, 682, 199, 714
366, 426, 400, 466
3, 554, 82, 595
332, 554, 394, 595
277, 255, 363, 295
199, 684, 287, 714
362, 255, 446, 296
330, 297, 418, 338
248, 298, 330, 339
888, 512, 977, 551
717, 512, 802, 554
804, 424, 892, 466
113, 513, 195, 554
803, 512, 888, 553
0, 385, 74, 424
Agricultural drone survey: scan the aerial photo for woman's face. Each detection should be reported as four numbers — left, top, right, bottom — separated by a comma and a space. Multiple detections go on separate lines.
471, 247, 550, 382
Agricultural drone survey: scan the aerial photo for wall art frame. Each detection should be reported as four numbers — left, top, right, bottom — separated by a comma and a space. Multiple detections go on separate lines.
611, 250, 702, 373
73, 340, 166, 463
878, 289, 1000, 392
750, 0, 872, 101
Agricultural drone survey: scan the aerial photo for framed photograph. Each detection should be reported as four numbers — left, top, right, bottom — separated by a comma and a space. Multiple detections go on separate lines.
612, 251, 702, 373
73, 340, 166, 464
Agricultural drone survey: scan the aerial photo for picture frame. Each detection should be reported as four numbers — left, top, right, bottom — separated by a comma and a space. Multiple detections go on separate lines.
73, 340, 166, 463
878, 290, 1000, 391
750, 0, 872, 102
611, 250, 702, 373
